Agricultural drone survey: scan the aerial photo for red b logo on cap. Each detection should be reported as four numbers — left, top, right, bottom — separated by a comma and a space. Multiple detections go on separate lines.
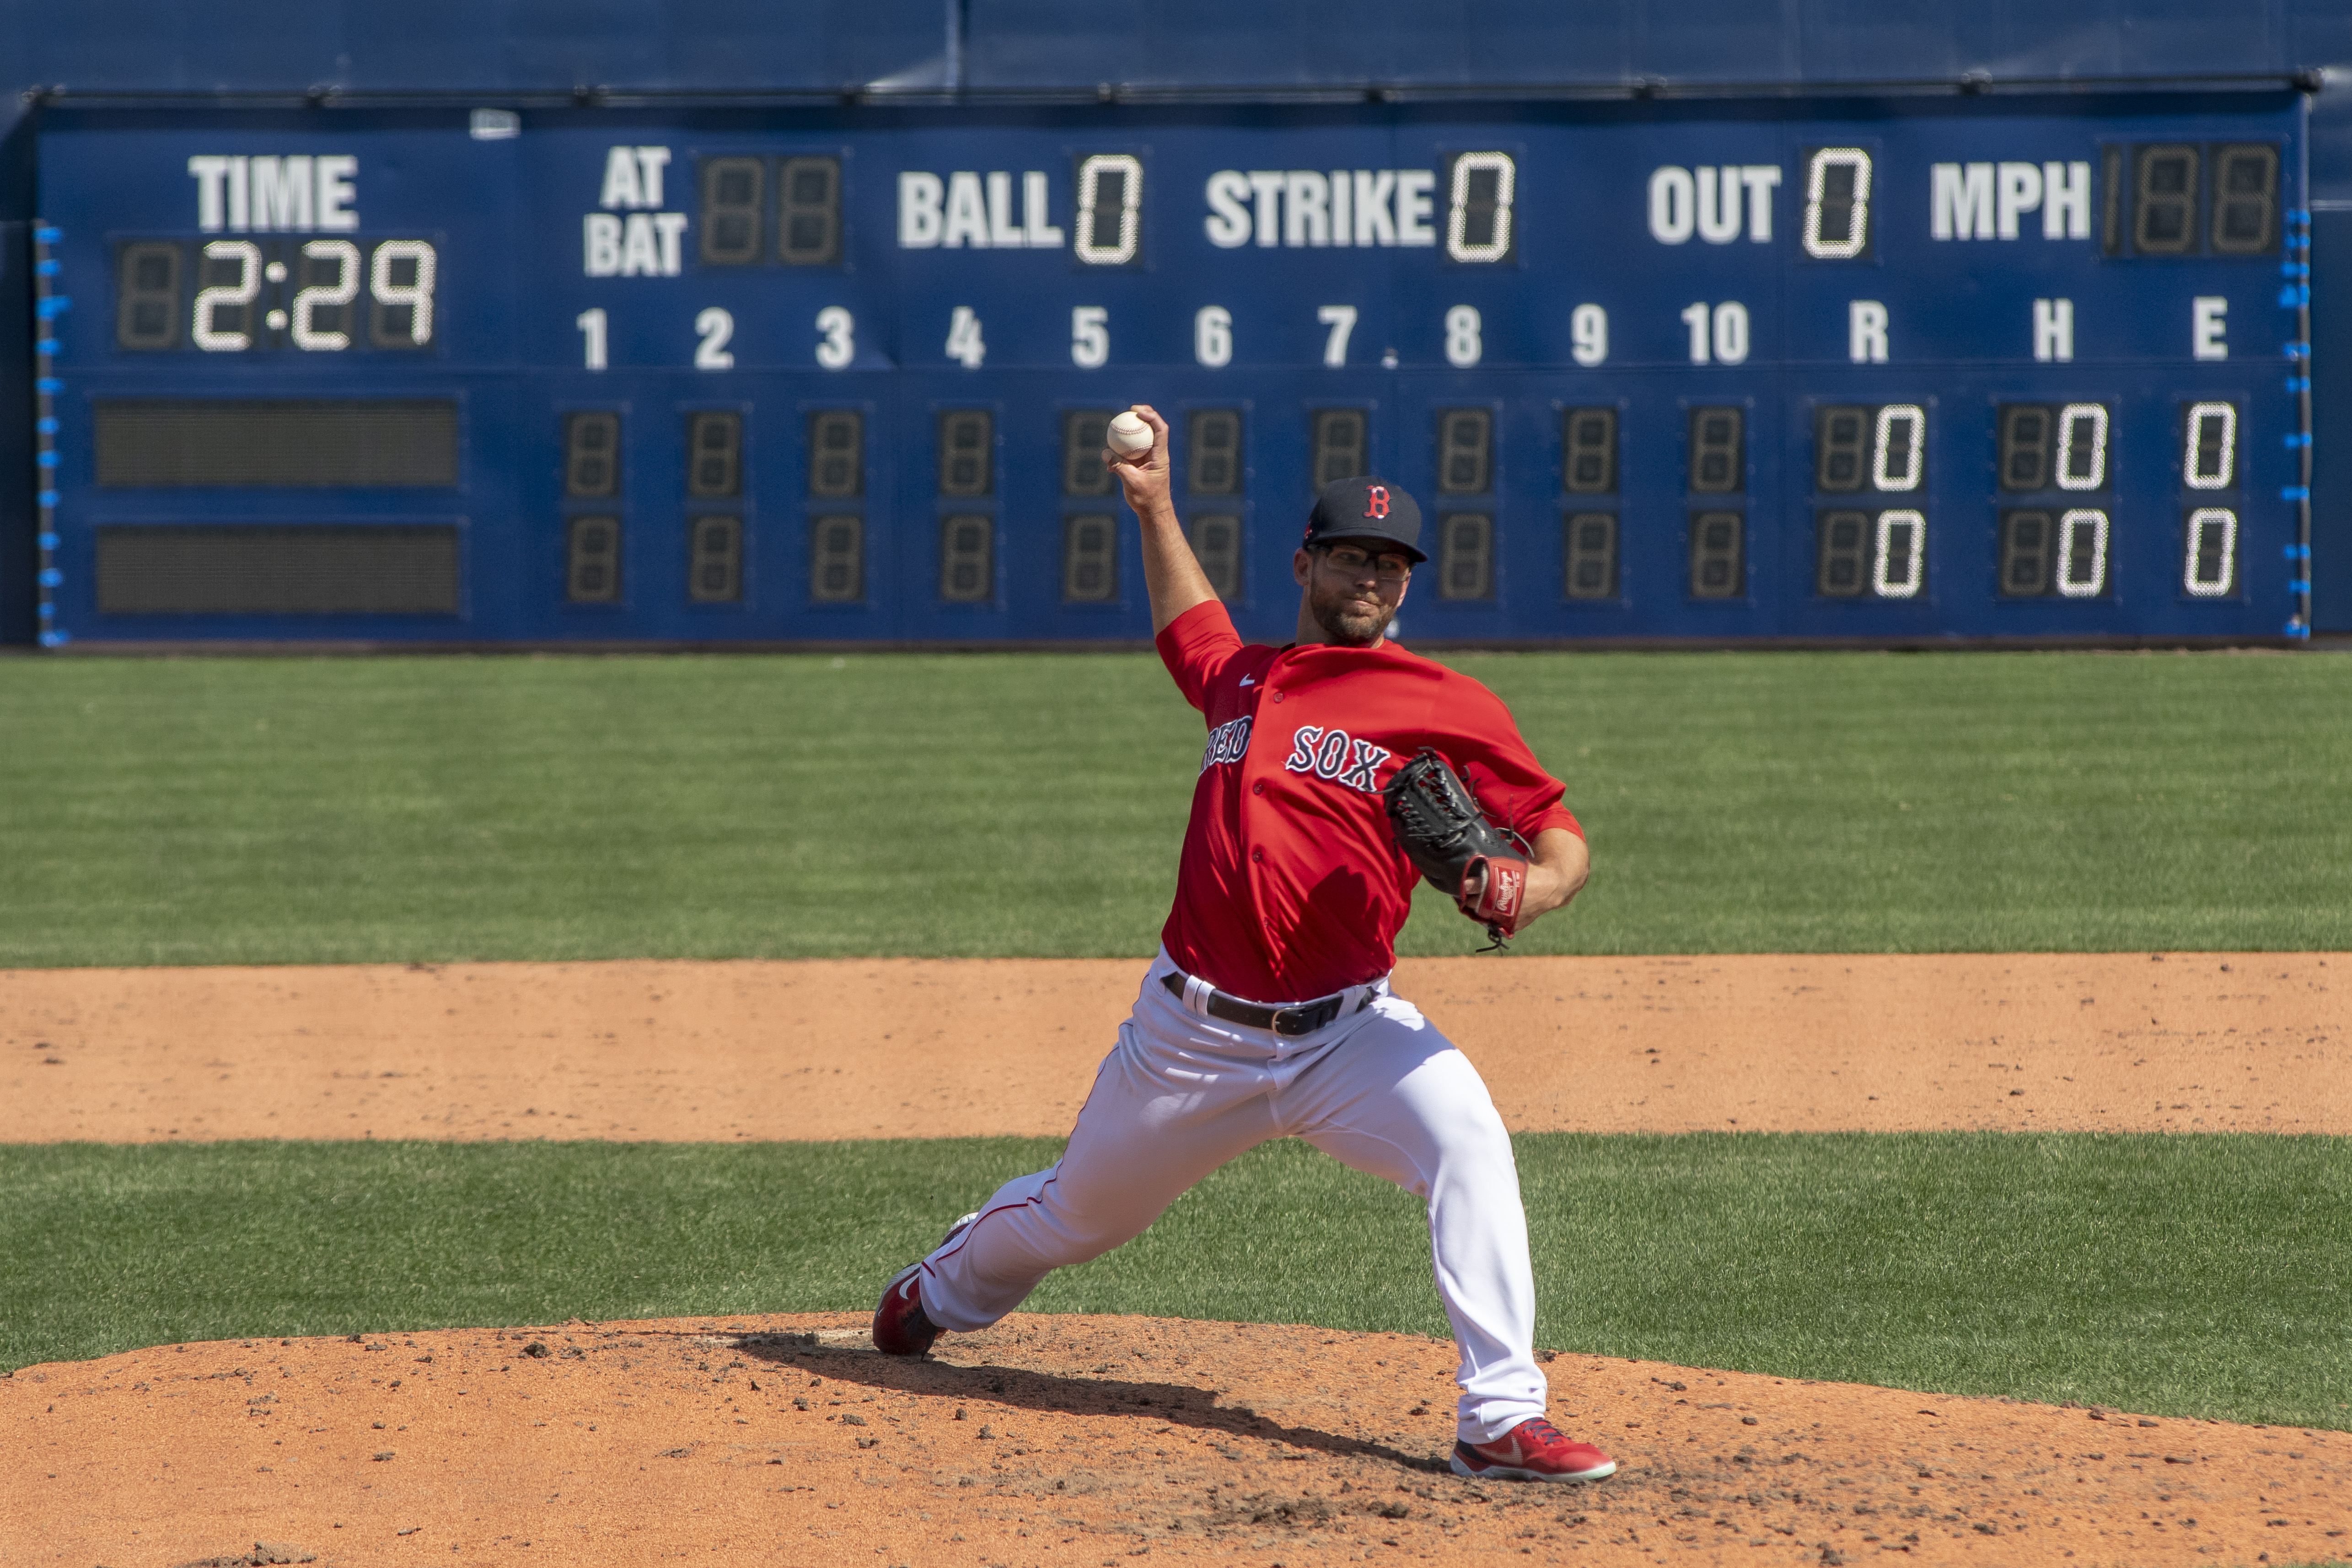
1364, 485, 1390, 520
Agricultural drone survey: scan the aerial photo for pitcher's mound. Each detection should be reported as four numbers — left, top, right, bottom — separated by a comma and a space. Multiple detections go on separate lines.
7, 1313, 2341, 1566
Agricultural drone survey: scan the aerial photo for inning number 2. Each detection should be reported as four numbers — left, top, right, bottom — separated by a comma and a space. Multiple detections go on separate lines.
694, 307, 735, 370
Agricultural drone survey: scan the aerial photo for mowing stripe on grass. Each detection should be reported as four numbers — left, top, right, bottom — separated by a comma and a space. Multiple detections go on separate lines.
5, 1132, 2344, 1431
0, 650, 2345, 966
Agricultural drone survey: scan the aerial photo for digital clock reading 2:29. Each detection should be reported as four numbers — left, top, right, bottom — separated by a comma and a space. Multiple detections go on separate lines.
113, 236, 439, 352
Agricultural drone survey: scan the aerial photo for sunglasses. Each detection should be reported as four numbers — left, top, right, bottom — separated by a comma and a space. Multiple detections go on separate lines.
1314, 544, 1413, 581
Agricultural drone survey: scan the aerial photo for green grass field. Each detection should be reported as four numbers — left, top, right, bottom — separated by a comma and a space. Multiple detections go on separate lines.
3, 650, 2346, 1435
0, 649, 2347, 966
5, 1133, 2345, 1429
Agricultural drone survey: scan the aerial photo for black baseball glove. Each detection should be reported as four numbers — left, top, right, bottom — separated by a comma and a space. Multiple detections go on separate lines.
1383, 749, 1532, 948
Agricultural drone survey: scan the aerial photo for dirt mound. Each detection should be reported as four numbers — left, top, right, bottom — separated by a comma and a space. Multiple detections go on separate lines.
4, 952, 2343, 1143
7, 1313, 2344, 1566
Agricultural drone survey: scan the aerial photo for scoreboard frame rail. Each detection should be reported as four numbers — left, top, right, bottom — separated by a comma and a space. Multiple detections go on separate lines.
27, 87, 2319, 650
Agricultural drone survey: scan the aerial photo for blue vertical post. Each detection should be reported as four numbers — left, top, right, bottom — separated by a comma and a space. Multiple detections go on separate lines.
31, 220, 64, 648
2285, 207, 2313, 639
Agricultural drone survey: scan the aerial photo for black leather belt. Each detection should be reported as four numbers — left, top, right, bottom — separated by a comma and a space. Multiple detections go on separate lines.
1160, 970, 1364, 1037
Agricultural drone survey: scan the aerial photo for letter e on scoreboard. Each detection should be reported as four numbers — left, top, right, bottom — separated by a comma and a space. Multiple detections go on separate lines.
2193, 296, 2228, 360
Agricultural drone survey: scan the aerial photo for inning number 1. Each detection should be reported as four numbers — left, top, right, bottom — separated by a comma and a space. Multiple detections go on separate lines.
577, 307, 608, 371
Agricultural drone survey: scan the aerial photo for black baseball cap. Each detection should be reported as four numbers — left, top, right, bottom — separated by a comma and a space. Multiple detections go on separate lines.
1303, 476, 1427, 563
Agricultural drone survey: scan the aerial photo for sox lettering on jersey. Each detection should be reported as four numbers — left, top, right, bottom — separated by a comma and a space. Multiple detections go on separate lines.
1283, 724, 1392, 792
1157, 599, 1580, 1002
1200, 714, 1253, 773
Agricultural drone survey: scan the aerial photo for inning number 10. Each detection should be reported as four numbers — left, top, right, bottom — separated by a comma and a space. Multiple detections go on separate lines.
1682, 301, 1750, 365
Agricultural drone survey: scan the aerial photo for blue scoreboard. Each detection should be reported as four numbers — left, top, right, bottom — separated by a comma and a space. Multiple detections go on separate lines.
32, 93, 2309, 646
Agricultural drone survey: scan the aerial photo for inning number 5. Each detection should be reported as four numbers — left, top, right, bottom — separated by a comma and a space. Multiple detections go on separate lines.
1071, 306, 1110, 368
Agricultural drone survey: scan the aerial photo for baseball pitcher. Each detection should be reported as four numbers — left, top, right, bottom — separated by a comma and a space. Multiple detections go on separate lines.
874, 404, 1614, 1484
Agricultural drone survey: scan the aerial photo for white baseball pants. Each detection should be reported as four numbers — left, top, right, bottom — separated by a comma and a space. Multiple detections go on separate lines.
916, 947, 1548, 1444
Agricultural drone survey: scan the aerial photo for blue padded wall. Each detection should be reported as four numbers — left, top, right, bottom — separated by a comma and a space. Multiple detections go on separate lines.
963, 0, 2314, 89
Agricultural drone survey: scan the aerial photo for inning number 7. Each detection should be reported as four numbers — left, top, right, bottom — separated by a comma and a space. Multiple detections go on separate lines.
1317, 304, 1358, 368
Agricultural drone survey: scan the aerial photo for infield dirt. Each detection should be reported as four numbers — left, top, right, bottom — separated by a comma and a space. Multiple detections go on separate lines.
2, 952, 2341, 1143
5, 952, 2347, 1567
8, 1312, 2347, 1568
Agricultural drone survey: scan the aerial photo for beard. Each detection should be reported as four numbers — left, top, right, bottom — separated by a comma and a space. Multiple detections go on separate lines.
1308, 578, 1398, 646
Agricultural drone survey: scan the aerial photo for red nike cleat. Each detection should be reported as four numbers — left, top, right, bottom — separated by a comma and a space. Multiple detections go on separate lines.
1450, 1417, 1617, 1482
872, 1264, 939, 1356
871, 1212, 978, 1357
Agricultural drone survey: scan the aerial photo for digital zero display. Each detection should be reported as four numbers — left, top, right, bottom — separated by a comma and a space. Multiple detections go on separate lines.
33, 92, 2304, 642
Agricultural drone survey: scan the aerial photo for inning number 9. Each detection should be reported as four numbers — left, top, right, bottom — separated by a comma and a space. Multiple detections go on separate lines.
1571, 303, 1608, 367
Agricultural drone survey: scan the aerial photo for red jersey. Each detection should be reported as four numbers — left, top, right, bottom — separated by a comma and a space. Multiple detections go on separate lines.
1154, 600, 1581, 1003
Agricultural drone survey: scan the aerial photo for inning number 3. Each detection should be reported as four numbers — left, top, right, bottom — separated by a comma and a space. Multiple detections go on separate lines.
816, 306, 854, 370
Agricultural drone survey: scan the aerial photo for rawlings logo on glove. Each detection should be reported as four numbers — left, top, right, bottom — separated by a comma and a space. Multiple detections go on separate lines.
1382, 749, 1533, 949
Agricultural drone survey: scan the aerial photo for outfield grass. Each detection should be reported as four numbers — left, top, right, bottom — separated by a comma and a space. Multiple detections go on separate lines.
5, 1132, 2345, 1431
0, 650, 2344, 966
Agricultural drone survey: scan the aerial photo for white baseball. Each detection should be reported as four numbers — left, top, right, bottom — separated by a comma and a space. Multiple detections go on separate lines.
1106, 411, 1153, 456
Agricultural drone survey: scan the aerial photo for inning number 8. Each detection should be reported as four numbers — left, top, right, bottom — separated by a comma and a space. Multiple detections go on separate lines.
1444, 305, 1482, 368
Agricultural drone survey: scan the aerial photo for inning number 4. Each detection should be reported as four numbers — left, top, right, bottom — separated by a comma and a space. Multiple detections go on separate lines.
946, 306, 987, 368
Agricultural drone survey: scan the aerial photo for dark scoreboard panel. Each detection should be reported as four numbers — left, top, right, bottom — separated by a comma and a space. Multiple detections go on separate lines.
34, 97, 2309, 645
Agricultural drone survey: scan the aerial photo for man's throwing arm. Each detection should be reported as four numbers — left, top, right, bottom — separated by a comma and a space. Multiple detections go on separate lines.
1106, 404, 1220, 635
